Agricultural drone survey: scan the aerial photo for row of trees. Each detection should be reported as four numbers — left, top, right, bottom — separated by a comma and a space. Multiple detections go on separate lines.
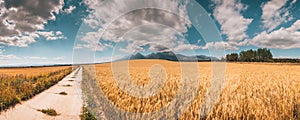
226, 48, 273, 62
272, 58, 300, 63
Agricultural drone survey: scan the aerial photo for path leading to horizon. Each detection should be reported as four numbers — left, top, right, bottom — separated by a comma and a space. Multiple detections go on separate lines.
0, 67, 83, 120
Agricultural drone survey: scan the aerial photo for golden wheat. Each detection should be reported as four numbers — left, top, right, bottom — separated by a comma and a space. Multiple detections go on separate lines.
0, 66, 72, 111
0, 66, 69, 76
83, 60, 300, 119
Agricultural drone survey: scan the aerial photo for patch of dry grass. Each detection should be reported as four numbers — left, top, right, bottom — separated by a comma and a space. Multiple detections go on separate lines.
58, 91, 68, 95
62, 84, 72, 87
0, 66, 69, 76
38, 108, 59, 116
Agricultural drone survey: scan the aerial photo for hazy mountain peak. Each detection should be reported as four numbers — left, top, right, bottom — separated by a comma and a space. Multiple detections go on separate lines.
130, 52, 145, 59
123, 51, 218, 61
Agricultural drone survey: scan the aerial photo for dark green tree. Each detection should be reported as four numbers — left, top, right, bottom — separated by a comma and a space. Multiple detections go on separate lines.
226, 48, 273, 62
238, 48, 272, 62
256, 48, 273, 62
239, 49, 256, 62
226, 53, 238, 62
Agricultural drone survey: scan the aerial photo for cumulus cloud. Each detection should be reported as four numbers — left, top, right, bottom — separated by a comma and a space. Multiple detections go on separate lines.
250, 20, 300, 49
117, 24, 184, 53
37, 31, 66, 40
101, 8, 190, 42
261, 0, 292, 32
172, 40, 203, 51
212, 0, 253, 43
0, 32, 38, 47
78, 29, 107, 51
80, 0, 193, 53
63, 5, 76, 14
202, 41, 239, 50
0, 0, 64, 47
210, 0, 252, 50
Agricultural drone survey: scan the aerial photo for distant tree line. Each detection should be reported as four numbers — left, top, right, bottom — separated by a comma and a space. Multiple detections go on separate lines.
225, 48, 299, 63
226, 48, 273, 62
272, 58, 300, 63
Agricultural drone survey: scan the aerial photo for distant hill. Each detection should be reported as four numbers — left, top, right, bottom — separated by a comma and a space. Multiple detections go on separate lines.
121, 51, 219, 61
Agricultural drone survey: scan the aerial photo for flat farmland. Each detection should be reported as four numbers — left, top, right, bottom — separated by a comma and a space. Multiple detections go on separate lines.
85, 60, 300, 119
0, 66, 70, 76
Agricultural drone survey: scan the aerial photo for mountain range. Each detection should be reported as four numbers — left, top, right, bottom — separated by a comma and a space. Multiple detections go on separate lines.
120, 51, 219, 61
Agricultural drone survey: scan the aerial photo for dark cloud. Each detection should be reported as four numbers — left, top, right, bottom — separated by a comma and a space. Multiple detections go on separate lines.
149, 45, 170, 52
4, 0, 62, 20
0, 0, 64, 47
80, 0, 193, 52
0, 21, 18, 36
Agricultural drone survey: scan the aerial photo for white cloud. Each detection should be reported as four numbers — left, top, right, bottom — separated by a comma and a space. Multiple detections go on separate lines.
250, 20, 300, 49
37, 31, 66, 41
0, 0, 64, 47
211, 0, 252, 50
117, 24, 184, 53
53, 56, 64, 60
56, 31, 62, 35
80, 0, 192, 52
202, 41, 238, 50
172, 40, 203, 51
63, 5, 76, 14
74, 43, 106, 51
83, 19, 99, 29
25, 56, 48, 60
212, 0, 253, 43
0, 32, 38, 47
0, 54, 19, 60
77, 29, 107, 51
261, 0, 291, 31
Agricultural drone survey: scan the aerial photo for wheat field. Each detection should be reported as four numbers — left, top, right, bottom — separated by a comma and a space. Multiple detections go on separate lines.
82, 60, 300, 119
0, 66, 70, 76
0, 66, 72, 111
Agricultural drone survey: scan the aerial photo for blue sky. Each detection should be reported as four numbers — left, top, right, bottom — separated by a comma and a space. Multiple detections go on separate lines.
0, 0, 299, 66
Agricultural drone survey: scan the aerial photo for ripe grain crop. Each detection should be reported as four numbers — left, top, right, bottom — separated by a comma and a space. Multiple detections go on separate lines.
0, 66, 72, 112
82, 60, 300, 119
0, 66, 69, 76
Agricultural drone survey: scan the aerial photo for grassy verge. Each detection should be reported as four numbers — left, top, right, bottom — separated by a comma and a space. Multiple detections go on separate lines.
80, 107, 97, 120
